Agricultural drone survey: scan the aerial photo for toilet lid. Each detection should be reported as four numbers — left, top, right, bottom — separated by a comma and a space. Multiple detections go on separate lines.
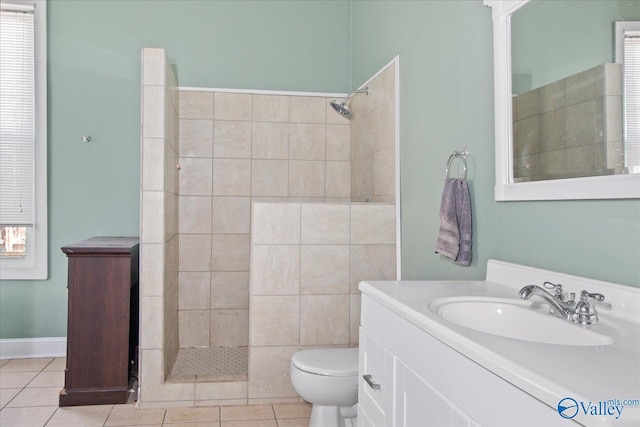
291, 348, 359, 376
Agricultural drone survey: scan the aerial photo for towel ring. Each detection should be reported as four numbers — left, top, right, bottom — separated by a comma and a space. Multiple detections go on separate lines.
445, 150, 468, 180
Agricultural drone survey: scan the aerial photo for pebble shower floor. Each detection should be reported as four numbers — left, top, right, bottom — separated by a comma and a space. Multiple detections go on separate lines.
170, 346, 248, 381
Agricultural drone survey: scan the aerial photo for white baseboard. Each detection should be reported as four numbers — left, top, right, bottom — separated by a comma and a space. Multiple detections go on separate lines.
0, 337, 67, 359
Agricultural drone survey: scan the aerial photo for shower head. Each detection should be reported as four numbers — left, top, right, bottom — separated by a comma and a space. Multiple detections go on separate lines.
330, 100, 352, 118
330, 86, 368, 119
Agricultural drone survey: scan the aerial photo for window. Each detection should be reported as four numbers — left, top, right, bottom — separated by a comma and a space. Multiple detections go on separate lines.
616, 21, 640, 174
0, 0, 47, 280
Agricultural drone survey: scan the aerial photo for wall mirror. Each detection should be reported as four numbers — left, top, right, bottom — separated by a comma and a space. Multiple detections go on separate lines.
485, 0, 640, 200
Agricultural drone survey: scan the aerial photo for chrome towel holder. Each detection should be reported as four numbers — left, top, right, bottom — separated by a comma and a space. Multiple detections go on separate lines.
445, 148, 469, 180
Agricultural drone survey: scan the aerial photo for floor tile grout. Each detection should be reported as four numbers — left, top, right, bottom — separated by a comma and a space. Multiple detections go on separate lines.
1, 357, 311, 427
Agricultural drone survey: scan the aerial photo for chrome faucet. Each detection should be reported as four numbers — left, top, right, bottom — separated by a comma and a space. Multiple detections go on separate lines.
519, 283, 605, 325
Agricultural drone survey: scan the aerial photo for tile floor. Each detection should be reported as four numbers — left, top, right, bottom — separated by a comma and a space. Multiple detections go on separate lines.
0, 358, 311, 427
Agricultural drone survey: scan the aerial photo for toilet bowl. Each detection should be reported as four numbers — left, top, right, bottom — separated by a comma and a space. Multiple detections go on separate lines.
290, 347, 359, 427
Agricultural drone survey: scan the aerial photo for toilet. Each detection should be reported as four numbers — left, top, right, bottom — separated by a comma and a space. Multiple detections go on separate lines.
290, 347, 359, 427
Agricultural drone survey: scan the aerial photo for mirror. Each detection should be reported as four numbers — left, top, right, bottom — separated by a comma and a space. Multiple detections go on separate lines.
485, 0, 640, 200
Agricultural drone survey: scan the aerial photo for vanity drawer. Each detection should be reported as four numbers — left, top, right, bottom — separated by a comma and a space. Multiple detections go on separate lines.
359, 327, 393, 427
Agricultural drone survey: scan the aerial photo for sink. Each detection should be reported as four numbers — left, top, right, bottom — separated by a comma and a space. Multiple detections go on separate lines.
430, 297, 614, 346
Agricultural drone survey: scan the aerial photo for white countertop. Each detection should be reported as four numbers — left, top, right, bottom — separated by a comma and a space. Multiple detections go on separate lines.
359, 260, 640, 427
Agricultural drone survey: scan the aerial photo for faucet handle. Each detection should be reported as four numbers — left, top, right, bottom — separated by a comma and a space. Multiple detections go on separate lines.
581, 290, 612, 310
582, 290, 605, 302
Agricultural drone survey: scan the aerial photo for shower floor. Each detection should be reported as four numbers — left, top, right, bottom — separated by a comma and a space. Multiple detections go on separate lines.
168, 346, 248, 383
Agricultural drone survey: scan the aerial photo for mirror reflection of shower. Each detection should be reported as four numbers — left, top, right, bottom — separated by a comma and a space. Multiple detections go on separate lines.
330, 86, 369, 119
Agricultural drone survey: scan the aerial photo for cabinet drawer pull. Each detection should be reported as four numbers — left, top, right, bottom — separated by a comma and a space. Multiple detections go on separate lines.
363, 374, 381, 390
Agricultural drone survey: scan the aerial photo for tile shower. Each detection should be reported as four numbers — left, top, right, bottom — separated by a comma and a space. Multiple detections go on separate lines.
512, 63, 623, 181
139, 48, 398, 407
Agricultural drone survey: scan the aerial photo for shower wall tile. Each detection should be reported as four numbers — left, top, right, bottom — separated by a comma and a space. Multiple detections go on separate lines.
603, 63, 622, 96
140, 296, 164, 349
351, 204, 396, 244
300, 295, 349, 345
179, 196, 212, 234
604, 95, 623, 142
349, 294, 361, 345
515, 89, 539, 120
140, 243, 163, 297
180, 91, 214, 120
142, 48, 166, 86
212, 158, 251, 196
351, 155, 375, 202
300, 245, 349, 295
179, 310, 210, 348
143, 85, 165, 139
325, 161, 351, 199
374, 148, 395, 197
142, 138, 165, 191
513, 116, 540, 156
179, 157, 213, 196
290, 96, 326, 123
539, 79, 565, 113
289, 160, 325, 197
326, 124, 350, 160
179, 119, 213, 158
253, 95, 289, 122
214, 93, 252, 121
178, 272, 211, 310
349, 244, 397, 294
212, 196, 251, 234
350, 61, 396, 203
211, 234, 250, 271
300, 203, 349, 244
210, 309, 249, 346
540, 110, 565, 152
196, 381, 248, 402
213, 121, 252, 159
251, 122, 289, 159
374, 101, 396, 152
141, 191, 164, 244
565, 100, 596, 147
565, 68, 595, 106
539, 149, 566, 177
289, 124, 325, 160
251, 245, 301, 295
512, 63, 621, 181
566, 144, 597, 174
249, 201, 396, 402
251, 203, 301, 244
179, 234, 212, 272
251, 159, 289, 197
248, 346, 299, 399
250, 296, 300, 346
211, 272, 250, 309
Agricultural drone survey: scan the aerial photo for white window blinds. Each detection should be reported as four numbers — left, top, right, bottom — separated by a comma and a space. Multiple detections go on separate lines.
0, 3, 35, 226
624, 31, 640, 173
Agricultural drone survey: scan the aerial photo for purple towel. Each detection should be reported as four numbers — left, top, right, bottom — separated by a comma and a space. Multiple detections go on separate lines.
434, 178, 472, 266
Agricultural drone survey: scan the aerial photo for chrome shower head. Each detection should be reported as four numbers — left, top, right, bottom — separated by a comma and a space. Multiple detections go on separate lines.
330, 86, 368, 120
330, 100, 352, 118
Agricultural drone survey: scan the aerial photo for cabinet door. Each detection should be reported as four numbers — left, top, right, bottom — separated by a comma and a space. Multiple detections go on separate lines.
395, 360, 480, 427
358, 327, 394, 427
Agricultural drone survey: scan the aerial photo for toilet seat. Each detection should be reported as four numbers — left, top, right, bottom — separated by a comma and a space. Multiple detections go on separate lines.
291, 348, 358, 376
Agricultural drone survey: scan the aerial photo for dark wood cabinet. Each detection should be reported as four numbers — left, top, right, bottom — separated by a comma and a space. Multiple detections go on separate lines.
59, 236, 139, 406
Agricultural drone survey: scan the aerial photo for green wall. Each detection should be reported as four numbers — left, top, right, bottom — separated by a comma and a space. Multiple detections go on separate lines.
2, 0, 639, 341
0, 0, 350, 339
351, 0, 640, 286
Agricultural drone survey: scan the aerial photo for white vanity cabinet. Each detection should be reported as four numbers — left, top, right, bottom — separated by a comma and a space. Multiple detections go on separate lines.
358, 293, 567, 427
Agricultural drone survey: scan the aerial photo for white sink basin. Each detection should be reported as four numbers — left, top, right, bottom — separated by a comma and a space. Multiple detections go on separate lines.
430, 297, 614, 346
